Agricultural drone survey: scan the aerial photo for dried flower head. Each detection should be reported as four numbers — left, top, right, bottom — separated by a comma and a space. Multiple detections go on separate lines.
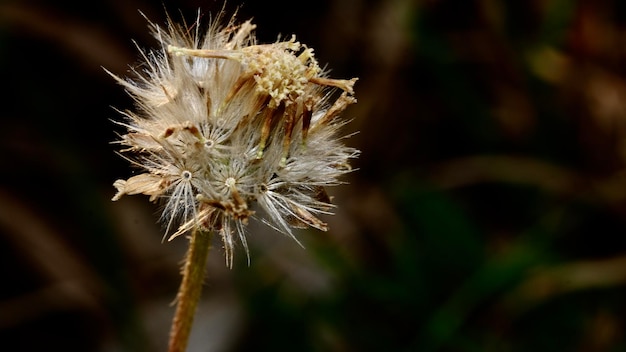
108, 12, 359, 267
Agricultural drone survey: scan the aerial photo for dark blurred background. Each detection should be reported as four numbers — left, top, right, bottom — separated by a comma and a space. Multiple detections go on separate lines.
2, 0, 626, 351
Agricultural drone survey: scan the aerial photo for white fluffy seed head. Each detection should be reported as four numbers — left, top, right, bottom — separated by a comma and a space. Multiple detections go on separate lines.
109, 11, 359, 267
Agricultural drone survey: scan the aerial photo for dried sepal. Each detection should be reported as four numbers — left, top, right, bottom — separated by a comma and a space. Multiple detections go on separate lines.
112, 173, 169, 201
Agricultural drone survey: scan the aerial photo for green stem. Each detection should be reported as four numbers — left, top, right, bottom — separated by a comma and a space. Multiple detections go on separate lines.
168, 228, 212, 352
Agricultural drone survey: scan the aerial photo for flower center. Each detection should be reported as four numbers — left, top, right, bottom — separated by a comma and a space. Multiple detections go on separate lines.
225, 177, 236, 188
181, 170, 192, 181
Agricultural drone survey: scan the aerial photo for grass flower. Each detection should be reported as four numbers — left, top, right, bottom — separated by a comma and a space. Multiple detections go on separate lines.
108, 11, 359, 266
107, 10, 358, 352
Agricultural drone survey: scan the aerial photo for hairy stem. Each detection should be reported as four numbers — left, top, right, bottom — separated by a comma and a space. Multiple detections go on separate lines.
168, 228, 212, 352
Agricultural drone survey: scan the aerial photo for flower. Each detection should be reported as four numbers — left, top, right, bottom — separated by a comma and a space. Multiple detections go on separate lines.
108, 11, 359, 267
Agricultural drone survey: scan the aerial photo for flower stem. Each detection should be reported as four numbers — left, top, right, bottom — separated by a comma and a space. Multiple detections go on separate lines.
168, 228, 212, 352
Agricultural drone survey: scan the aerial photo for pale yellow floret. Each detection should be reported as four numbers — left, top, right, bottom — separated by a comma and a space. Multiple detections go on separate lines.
168, 35, 323, 109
